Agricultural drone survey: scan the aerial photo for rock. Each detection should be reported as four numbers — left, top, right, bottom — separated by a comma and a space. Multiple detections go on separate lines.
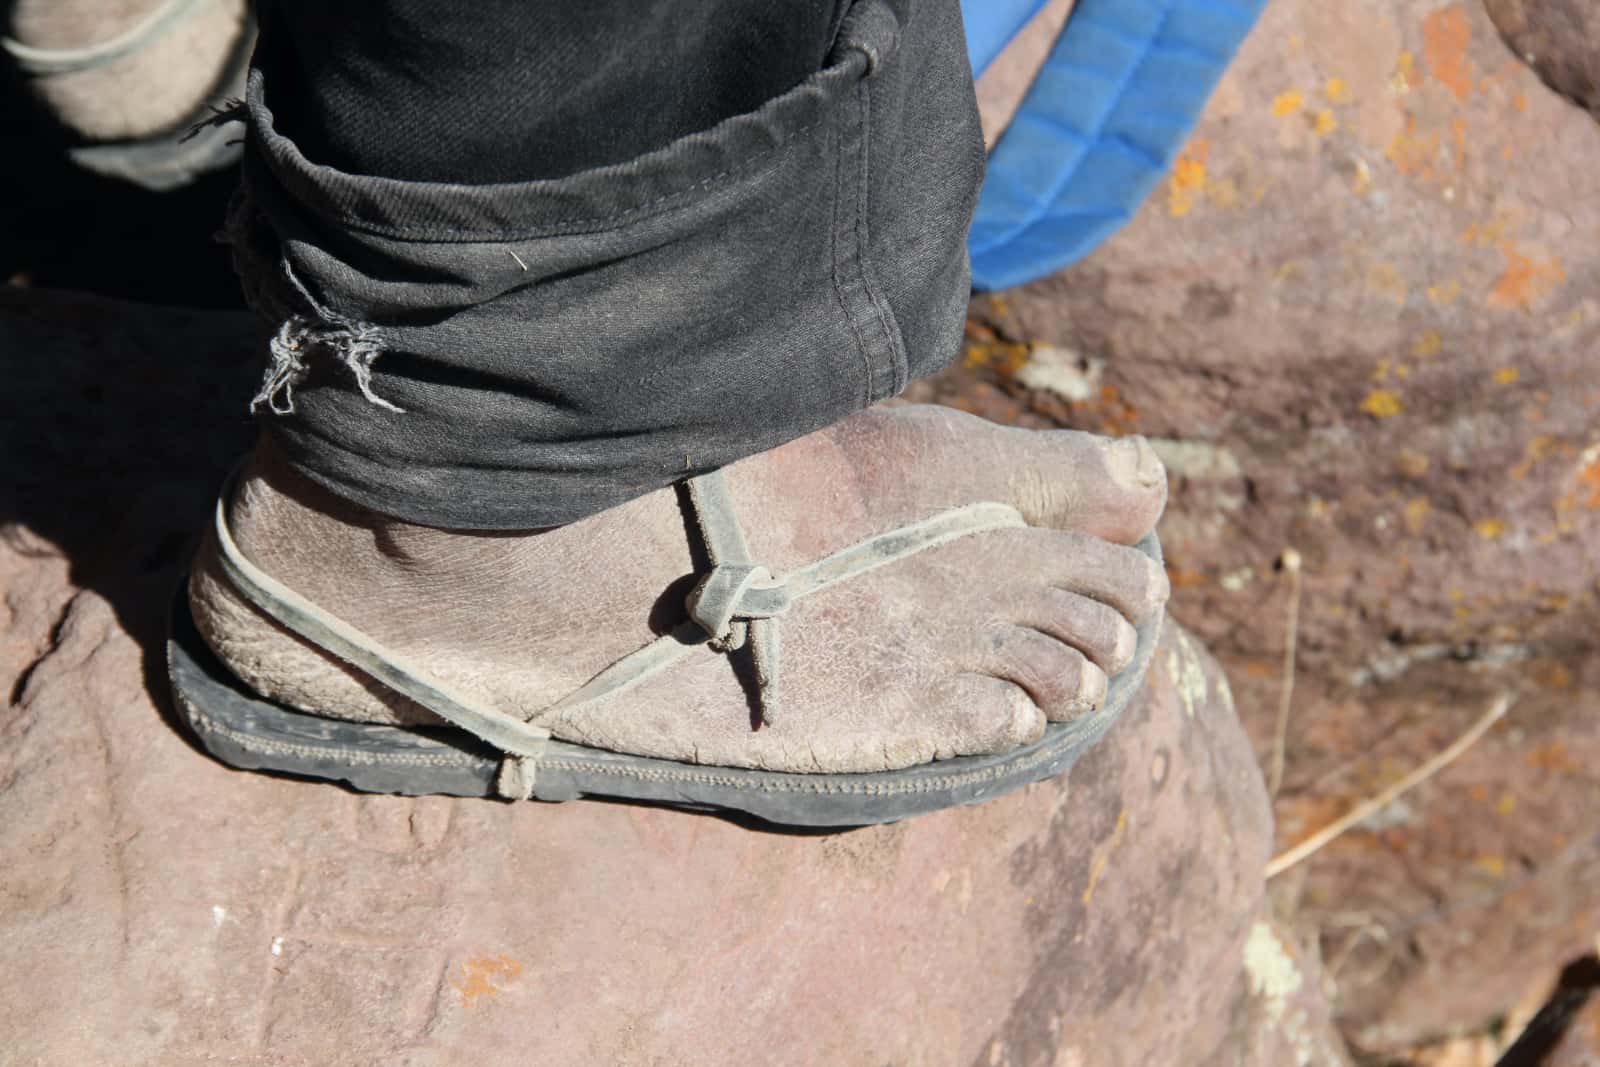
0, 288, 1348, 1065
1547, 996, 1600, 1066
1485, 0, 1600, 117
1202, 921, 1351, 1067
926, 0, 1600, 1054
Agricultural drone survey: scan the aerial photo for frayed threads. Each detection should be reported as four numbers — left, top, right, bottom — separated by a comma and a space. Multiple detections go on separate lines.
181, 97, 246, 144
243, 251, 406, 416
251, 316, 405, 415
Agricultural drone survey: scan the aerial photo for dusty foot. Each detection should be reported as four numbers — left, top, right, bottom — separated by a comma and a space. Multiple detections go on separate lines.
10, 0, 250, 141
189, 404, 1168, 773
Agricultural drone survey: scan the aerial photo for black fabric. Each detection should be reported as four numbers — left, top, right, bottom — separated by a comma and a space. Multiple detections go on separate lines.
233, 0, 985, 529
259, 0, 851, 181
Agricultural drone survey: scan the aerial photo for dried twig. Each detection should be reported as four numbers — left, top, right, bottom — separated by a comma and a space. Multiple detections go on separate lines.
1268, 547, 1302, 798
1266, 692, 1515, 879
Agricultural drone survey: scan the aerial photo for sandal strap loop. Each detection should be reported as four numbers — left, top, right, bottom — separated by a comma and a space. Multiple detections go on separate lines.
685, 564, 791, 646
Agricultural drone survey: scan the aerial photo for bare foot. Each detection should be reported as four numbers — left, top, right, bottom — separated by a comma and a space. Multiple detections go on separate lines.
189, 404, 1167, 774
10, 0, 250, 142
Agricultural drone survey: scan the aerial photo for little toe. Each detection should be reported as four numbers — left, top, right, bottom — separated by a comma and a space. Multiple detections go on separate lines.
980, 625, 1108, 723
1012, 587, 1139, 676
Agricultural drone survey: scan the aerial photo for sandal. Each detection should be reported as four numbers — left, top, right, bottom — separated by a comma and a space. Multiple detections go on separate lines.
168, 467, 1162, 826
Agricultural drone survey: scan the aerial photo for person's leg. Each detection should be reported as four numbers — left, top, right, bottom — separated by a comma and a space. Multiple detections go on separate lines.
259, 0, 850, 182
220, 0, 988, 527
188, 0, 1170, 800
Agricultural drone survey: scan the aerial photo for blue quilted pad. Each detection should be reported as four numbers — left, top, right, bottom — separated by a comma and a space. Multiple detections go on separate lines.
962, 0, 1266, 289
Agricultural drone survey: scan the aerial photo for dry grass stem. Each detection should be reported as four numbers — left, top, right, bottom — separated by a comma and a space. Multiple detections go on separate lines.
1266, 692, 1515, 879
1268, 547, 1302, 798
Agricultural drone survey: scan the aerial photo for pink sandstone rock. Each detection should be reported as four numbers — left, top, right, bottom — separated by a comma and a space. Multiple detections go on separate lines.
923, 0, 1600, 1053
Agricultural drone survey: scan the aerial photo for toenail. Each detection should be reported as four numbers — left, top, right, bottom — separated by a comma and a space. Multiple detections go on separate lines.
1112, 620, 1138, 667
1107, 436, 1165, 490
1148, 559, 1172, 606
1078, 665, 1108, 706
1158, 568, 1172, 604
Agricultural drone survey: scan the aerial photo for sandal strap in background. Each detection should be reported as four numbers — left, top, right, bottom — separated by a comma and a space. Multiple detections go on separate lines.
2, 0, 209, 75
211, 468, 1027, 799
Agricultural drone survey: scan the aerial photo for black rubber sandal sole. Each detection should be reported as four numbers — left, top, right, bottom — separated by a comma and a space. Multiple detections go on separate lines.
167, 533, 1162, 828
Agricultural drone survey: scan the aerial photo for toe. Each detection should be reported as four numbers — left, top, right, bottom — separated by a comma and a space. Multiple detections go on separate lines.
929, 672, 1046, 757
980, 625, 1108, 722
851, 406, 1166, 545
1012, 587, 1139, 675
983, 527, 1170, 623
1006, 430, 1167, 545
1051, 531, 1170, 623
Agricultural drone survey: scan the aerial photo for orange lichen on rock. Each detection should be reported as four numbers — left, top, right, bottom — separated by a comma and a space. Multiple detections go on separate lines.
1086, 383, 1140, 435
1527, 741, 1581, 773
1576, 449, 1600, 508
1488, 243, 1566, 309
962, 340, 1030, 377
1421, 5, 1474, 102
1510, 435, 1557, 480
1362, 389, 1405, 417
454, 954, 524, 1008
1387, 114, 1442, 180
1168, 140, 1209, 217
1473, 854, 1507, 878
1392, 49, 1416, 93
1473, 518, 1507, 539
1271, 89, 1304, 117
1167, 566, 1213, 589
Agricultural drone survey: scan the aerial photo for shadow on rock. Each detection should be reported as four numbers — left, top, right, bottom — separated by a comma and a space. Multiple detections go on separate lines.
0, 73, 244, 307
0, 286, 262, 736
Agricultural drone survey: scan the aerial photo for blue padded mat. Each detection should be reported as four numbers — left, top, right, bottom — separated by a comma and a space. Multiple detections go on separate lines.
962, 0, 1265, 289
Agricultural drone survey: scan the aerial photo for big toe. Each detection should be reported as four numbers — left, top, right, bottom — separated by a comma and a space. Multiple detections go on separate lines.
1004, 429, 1167, 544
881, 406, 1166, 544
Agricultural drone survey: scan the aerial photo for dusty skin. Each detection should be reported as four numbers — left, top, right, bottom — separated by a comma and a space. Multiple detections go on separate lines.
190, 404, 1168, 774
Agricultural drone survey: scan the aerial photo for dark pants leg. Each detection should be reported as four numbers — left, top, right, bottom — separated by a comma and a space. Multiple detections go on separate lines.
232, 0, 985, 529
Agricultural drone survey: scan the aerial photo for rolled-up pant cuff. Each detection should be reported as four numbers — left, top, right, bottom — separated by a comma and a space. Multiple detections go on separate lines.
231, 0, 983, 530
